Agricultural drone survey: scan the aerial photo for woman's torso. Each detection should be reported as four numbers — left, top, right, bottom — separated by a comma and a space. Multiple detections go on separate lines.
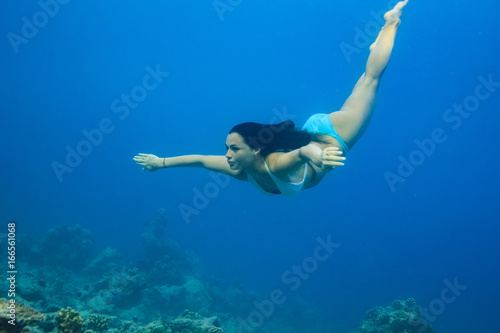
241, 135, 343, 194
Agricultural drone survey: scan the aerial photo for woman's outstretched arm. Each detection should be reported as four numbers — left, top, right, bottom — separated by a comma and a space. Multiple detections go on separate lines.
133, 153, 245, 179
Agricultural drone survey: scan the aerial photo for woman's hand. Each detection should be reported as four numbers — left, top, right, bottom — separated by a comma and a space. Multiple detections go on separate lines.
133, 153, 164, 172
300, 144, 346, 171
314, 146, 346, 170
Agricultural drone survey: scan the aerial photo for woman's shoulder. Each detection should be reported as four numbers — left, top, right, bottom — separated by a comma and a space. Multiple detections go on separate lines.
265, 152, 285, 166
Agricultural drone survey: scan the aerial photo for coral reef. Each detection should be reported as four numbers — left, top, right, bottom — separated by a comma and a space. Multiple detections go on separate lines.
40, 224, 95, 270
56, 307, 84, 333
115, 311, 224, 333
84, 313, 111, 332
6, 210, 430, 333
141, 208, 170, 259
149, 254, 184, 286
142, 210, 203, 285
352, 298, 434, 333
166, 310, 224, 333
85, 267, 147, 313
182, 278, 213, 311
16, 271, 46, 303
85, 247, 123, 276
0, 298, 45, 332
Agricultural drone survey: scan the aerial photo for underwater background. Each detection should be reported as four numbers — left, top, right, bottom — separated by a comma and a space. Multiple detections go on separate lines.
1, 0, 500, 332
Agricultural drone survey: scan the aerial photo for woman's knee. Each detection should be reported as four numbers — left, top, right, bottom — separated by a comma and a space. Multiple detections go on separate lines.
361, 75, 380, 87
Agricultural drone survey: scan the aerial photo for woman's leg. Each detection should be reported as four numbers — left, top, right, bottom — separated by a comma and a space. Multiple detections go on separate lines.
329, 0, 408, 150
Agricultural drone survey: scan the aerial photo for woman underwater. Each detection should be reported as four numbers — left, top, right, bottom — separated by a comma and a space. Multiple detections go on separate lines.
134, 1, 408, 197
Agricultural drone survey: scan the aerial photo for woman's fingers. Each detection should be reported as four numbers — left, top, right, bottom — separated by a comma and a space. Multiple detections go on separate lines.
323, 160, 344, 167
323, 147, 343, 155
134, 153, 154, 162
322, 149, 345, 159
321, 146, 346, 168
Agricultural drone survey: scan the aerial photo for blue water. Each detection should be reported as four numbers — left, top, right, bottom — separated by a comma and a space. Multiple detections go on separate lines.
2, 0, 500, 332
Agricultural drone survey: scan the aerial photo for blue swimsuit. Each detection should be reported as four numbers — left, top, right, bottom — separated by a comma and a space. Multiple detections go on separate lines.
302, 113, 350, 154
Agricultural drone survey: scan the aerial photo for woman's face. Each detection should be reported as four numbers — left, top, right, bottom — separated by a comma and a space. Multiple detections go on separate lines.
225, 133, 258, 170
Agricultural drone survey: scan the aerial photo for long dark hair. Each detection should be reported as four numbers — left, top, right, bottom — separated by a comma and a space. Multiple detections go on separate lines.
229, 120, 315, 157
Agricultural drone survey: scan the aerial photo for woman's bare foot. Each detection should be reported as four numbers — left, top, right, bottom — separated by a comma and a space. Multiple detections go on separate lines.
370, 0, 408, 51
383, 0, 408, 26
